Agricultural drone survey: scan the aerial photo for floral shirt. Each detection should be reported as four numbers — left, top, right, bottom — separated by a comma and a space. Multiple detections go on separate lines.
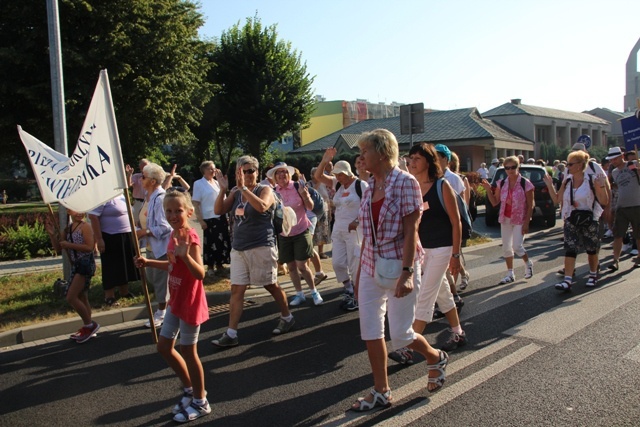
358, 167, 424, 277
497, 175, 534, 225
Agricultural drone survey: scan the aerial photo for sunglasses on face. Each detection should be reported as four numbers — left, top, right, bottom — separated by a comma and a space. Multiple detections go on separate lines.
504, 165, 518, 170
567, 162, 580, 167
242, 169, 256, 175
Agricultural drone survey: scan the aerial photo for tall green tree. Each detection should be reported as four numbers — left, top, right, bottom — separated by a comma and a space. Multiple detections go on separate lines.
0, 0, 213, 167
208, 16, 316, 169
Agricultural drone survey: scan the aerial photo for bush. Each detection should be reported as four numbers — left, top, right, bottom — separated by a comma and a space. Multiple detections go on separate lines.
0, 211, 51, 230
0, 220, 55, 260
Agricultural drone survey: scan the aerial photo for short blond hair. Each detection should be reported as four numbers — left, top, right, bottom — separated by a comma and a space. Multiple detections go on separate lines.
357, 128, 399, 167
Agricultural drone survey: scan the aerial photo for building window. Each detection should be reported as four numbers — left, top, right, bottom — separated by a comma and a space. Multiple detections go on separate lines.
536, 127, 547, 143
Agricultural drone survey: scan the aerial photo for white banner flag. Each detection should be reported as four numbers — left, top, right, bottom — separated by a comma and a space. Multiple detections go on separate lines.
18, 70, 128, 212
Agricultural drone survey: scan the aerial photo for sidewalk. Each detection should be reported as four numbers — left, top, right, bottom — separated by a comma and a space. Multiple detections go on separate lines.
0, 244, 339, 349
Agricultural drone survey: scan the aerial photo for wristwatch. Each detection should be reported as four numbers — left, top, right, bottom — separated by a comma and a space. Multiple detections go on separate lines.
402, 266, 414, 273
241, 186, 248, 192
452, 253, 461, 258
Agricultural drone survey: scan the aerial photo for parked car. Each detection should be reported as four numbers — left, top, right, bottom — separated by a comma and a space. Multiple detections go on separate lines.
485, 165, 557, 228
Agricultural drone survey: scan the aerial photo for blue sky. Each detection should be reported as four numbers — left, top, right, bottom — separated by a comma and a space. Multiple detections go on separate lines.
198, 0, 640, 114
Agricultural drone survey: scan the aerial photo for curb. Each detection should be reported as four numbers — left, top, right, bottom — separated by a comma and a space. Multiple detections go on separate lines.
0, 272, 340, 348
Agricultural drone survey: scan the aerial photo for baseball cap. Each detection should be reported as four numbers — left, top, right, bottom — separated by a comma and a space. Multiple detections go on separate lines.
434, 144, 452, 161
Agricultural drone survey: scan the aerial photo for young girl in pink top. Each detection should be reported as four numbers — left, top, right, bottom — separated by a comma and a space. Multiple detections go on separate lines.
135, 189, 210, 423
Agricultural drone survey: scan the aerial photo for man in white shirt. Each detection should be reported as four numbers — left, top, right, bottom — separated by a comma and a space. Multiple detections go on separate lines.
488, 158, 499, 180
477, 163, 488, 179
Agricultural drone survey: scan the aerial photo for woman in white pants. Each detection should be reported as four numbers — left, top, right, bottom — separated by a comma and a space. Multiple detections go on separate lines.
482, 156, 534, 284
315, 148, 368, 311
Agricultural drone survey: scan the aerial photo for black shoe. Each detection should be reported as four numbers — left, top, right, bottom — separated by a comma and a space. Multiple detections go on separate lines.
388, 347, 414, 365
442, 330, 467, 351
432, 304, 445, 319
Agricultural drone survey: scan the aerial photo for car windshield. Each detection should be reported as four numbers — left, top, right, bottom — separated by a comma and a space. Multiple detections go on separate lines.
493, 167, 545, 183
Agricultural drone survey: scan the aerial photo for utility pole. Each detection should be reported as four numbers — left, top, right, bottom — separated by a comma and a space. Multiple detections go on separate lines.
46, 0, 70, 277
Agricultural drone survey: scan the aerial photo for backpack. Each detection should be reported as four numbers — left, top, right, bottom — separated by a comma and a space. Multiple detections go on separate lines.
336, 179, 363, 199
272, 191, 285, 235
294, 182, 324, 217
436, 178, 473, 240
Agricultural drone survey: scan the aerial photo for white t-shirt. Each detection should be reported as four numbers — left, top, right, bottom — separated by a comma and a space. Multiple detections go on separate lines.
332, 178, 368, 232
192, 177, 221, 219
444, 168, 465, 196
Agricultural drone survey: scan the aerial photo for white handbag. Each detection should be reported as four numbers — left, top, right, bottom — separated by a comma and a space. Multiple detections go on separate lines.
374, 255, 402, 289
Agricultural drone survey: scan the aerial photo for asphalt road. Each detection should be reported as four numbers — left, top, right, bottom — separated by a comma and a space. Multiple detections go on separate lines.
1, 221, 640, 426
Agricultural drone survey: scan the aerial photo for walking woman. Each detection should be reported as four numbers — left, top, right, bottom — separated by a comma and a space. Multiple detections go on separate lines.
543, 150, 609, 290
349, 129, 447, 412
482, 156, 535, 284
211, 155, 294, 347
315, 148, 368, 311
192, 161, 231, 276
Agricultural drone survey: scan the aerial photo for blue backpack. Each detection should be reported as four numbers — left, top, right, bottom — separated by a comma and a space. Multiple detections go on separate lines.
294, 182, 324, 217
436, 178, 473, 240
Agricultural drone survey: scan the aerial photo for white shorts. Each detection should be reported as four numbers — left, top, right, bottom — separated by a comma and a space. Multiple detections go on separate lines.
358, 262, 421, 351
230, 246, 278, 286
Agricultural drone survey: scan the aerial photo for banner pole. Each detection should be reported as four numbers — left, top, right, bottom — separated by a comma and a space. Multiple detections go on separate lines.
101, 69, 157, 344
123, 188, 158, 344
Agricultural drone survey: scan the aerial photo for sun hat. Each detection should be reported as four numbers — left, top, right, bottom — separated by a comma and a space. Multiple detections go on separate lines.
491, 158, 499, 164
331, 160, 354, 177
266, 162, 295, 180
434, 144, 452, 161
605, 146, 624, 160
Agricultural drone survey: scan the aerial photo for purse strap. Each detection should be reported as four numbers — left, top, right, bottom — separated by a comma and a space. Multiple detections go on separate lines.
569, 177, 595, 210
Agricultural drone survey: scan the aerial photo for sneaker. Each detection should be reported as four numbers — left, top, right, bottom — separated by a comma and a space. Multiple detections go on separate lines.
454, 294, 464, 313
459, 271, 470, 290
631, 249, 639, 256
585, 275, 599, 287
604, 229, 613, 238
272, 317, 295, 335
172, 390, 194, 415
339, 291, 351, 309
343, 294, 359, 311
75, 321, 100, 344
499, 274, 515, 284
311, 291, 324, 306
173, 400, 211, 423
554, 280, 572, 292
622, 243, 632, 253
442, 330, 467, 351
211, 332, 239, 347
388, 347, 414, 365
524, 262, 534, 279
314, 272, 328, 286
289, 294, 307, 306
144, 310, 164, 328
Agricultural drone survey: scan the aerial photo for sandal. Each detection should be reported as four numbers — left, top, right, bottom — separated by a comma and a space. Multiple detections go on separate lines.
173, 401, 211, 423
388, 347, 414, 365
608, 261, 619, 272
171, 390, 193, 415
554, 280, 572, 292
349, 389, 392, 412
427, 350, 448, 393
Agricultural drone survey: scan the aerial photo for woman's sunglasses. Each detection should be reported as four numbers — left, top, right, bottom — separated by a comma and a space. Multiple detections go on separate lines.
504, 165, 518, 170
